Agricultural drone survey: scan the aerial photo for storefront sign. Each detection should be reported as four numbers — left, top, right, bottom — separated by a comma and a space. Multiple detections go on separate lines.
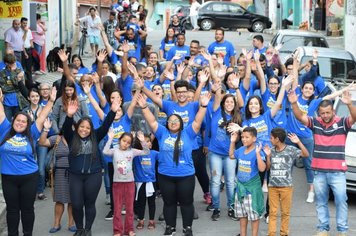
0, 0, 23, 18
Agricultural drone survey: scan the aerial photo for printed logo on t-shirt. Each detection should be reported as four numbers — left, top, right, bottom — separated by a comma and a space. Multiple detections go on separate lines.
212, 47, 227, 57
164, 136, 184, 147
4, 136, 29, 157
172, 110, 189, 126
251, 120, 268, 134
298, 102, 308, 115
165, 43, 175, 52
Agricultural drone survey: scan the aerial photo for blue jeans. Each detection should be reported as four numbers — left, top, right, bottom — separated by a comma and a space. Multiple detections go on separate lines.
33, 43, 43, 55
287, 136, 314, 184
208, 151, 237, 210
36, 145, 48, 194
314, 171, 348, 233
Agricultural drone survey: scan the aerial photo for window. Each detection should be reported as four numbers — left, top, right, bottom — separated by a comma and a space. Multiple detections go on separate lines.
229, 4, 244, 14
211, 4, 228, 12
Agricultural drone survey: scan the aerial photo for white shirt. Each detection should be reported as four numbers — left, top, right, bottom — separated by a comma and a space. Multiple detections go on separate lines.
22, 28, 33, 49
190, 1, 201, 16
80, 15, 102, 37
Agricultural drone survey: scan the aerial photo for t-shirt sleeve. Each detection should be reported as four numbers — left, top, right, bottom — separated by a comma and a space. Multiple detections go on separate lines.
159, 39, 165, 50
0, 118, 11, 142
307, 116, 314, 129
185, 124, 198, 138
290, 146, 302, 160
48, 135, 59, 148
308, 98, 322, 116
229, 43, 236, 56
161, 100, 173, 114
154, 123, 165, 140
31, 123, 41, 141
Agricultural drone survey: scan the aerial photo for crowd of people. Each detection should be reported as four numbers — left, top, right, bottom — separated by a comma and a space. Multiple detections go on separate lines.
1, 1, 356, 236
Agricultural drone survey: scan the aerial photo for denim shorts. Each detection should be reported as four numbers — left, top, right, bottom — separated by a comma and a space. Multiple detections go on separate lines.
89, 35, 99, 45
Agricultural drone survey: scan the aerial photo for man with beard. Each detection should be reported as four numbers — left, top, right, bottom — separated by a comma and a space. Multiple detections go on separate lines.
166, 33, 190, 65
208, 28, 236, 67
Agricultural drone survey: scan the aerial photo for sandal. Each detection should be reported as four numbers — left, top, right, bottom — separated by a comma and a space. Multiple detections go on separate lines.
136, 220, 144, 230
128, 231, 136, 236
147, 220, 155, 230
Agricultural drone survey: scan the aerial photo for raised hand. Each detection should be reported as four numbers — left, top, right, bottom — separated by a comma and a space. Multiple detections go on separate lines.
211, 81, 221, 93
254, 51, 260, 62
58, 49, 69, 62
67, 100, 78, 117
121, 40, 130, 53
288, 133, 301, 144
111, 100, 121, 113
172, 54, 181, 61
97, 49, 108, 62
341, 90, 352, 105
17, 71, 24, 81
256, 142, 262, 154
136, 131, 145, 142
227, 122, 242, 134
217, 56, 224, 65
246, 50, 253, 60
82, 83, 91, 95
263, 145, 271, 157
0, 88, 3, 102
136, 93, 147, 108
134, 77, 144, 89
312, 48, 318, 59
282, 74, 293, 90
241, 48, 247, 56
127, 62, 138, 76
230, 132, 239, 143
165, 71, 175, 81
201, 51, 212, 61
50, 87, 57, 102
92, 72, 100, 84
200, 93, 211, 106
230, 72, 240, 89
43, 118, 52, 130
287, 90, 298, 104
177, 63, 186, 74
108, 128, 115, 139
217, 65, 227, 78
199, 70, 209, 84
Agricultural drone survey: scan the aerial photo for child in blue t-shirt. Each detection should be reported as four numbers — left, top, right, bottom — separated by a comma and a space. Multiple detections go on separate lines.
133, 134, 158, 230
229, 127, 266, 236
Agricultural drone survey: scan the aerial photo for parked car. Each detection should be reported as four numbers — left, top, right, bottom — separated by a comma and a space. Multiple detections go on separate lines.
270, 30, 329, 63
332, 89, 356, 193
296, 47, 356, 88
197, 1, 271, 32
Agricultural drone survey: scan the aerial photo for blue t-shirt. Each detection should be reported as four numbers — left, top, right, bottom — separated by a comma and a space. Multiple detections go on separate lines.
286, 88, 321, 138
0, 61, 23, 71
242, 110, 273, 147
208, 40, 236, 66
120, 75, 134, 102
162, 101, 199, 128
0, 119, 40, 175
119, 36, 142, 60
126, 23, 140, 33
235, 146, 264, 183
103, 114, 132, 163
253, 47, 267, 55
75, 83, 102, 128
155, 124, 197, 177
261, 89, 287, 128
166, 45, 190, 64
77, 66, 90, 78
133, 150, 158, 182
208, 107, 232, 156
160, 38, 176, 59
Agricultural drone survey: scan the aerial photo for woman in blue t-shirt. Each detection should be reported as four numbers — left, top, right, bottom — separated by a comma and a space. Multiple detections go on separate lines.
137, 92, 210, 236
0, 87, 56, 236
159, 27, 176, 60
71, 54, 90, 78
207, 85, 243, 220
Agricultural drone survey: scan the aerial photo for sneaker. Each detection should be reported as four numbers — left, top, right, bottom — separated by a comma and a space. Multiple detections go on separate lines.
73, 229, 85, 236
104, 210, 113, 220
37, 194, 47, 200
306, 191, 315, 203
105, 194, 111, 205
164, 225, 176, 236
203, 192, 212, 205
206, 204, 214, 211
228, 208, 238, 221
314, 231, 330, 236
183, 226, 193, 236
265, 216, 269, 224
211, 209, 220, 221
84, 229, 91, 236
158, 213, 165, 221
220, 181, 225, 192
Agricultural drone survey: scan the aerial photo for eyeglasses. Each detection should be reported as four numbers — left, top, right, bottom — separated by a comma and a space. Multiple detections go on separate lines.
168, 119, 180, 124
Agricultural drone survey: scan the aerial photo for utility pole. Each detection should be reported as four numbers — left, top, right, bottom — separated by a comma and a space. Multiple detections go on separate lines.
97, 0, 101, 16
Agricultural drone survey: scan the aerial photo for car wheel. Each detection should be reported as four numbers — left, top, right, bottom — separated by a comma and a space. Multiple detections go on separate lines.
200, 19, 213, 31
247, 28, 253, 32
252, 21, 265, 33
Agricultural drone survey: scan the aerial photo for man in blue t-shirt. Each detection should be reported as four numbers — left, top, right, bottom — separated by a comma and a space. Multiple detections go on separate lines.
166, 33, 190, 65
252, 35, 267, 55
208, 28, 236, 67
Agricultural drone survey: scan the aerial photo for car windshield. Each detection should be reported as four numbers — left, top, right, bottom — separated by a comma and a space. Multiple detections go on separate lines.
300, 56, 356, 80
280, 36, 328, 53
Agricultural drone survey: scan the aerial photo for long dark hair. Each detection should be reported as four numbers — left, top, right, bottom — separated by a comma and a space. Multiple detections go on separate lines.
61, 80, 79, 112
166, 114, 184, 165
102, 76, 116, 103
267, 75, 281, 98
164, 27, 176, 43
71, 54, 85, 68
0, 112, 35, 154
70, 117, 98, 160
245, 95, 264, 120
219, 94, 242, 130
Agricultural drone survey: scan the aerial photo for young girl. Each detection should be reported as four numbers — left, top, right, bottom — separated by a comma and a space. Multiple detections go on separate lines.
103, 130, 149, 236
133, 134, 158, 230
25, 88, 42, 122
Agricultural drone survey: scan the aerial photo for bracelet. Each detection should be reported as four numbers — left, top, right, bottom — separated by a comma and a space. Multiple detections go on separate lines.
201, 105, 208, 108
141, 106, 148, 109
42, 128, 50, 132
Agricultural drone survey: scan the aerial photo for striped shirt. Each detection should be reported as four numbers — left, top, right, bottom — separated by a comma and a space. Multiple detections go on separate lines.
307, 116, 351, 172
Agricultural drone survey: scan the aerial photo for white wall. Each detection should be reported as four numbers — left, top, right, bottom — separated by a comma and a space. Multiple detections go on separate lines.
345, 0, 356, 57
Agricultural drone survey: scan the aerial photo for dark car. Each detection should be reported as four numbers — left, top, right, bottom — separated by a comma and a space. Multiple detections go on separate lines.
197, 1, 272, 32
